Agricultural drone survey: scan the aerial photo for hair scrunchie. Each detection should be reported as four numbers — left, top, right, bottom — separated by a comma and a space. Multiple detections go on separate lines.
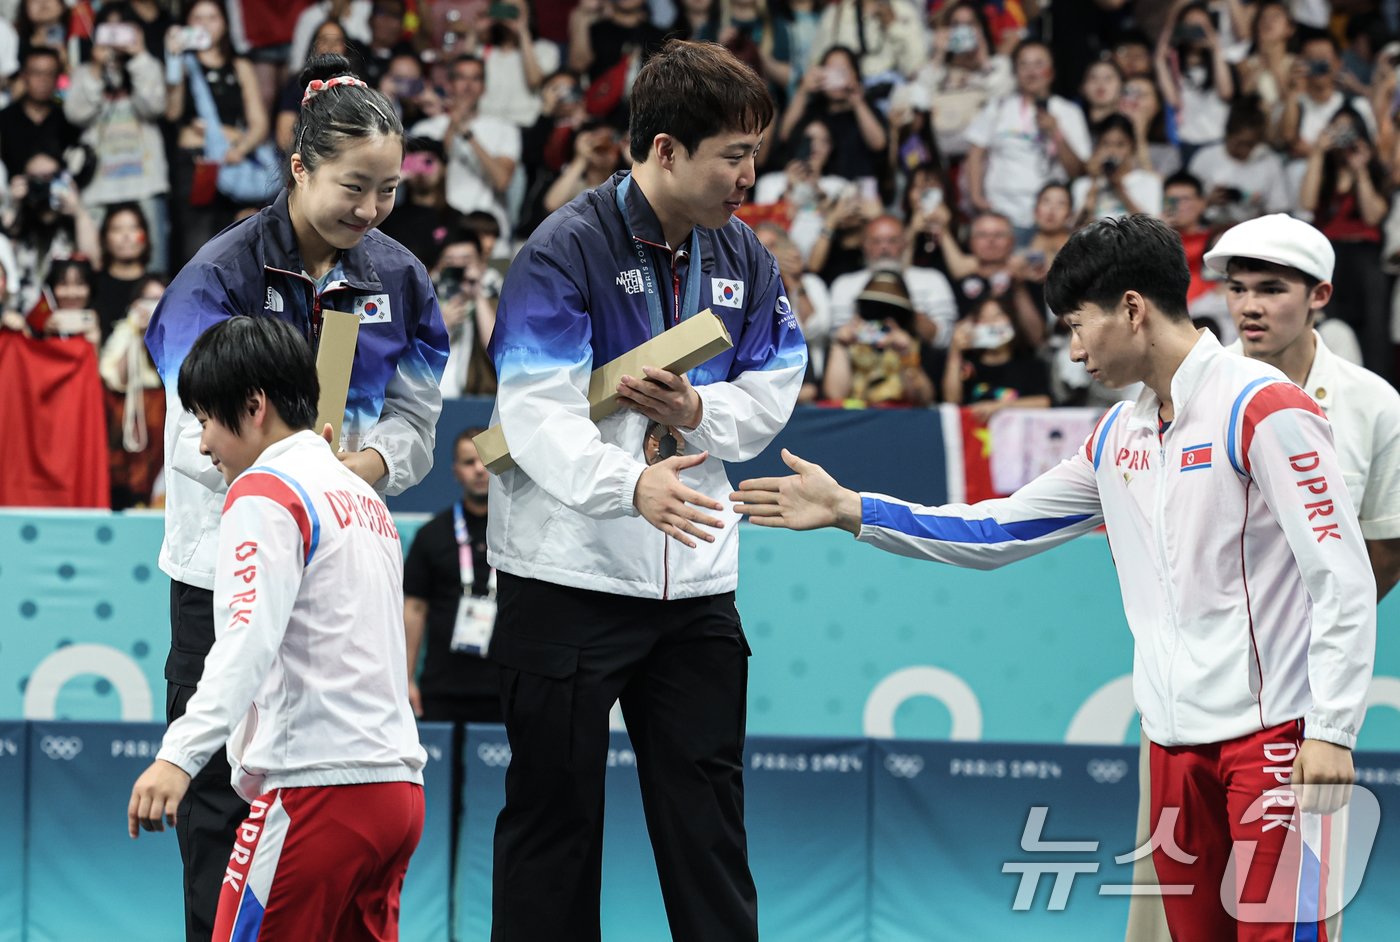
303, 75, 368, 106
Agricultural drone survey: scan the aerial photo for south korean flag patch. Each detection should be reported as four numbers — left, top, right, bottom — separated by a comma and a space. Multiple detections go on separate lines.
712, 278, 745, 309
354, 294, 392, 324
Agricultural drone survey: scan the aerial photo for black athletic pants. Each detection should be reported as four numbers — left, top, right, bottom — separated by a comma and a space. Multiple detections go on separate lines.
489, 573, 758, 942
166, 580, 249, 942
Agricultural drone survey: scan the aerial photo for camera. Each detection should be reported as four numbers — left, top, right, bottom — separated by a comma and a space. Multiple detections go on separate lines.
1307, 58, 1331, 77
1219, 186, 1244, 203
1331, 125, 1359, 150
1172, 23, 1207, 46
855, 320, 889, 346
1101, 157, 1119, 177
436, 266, 465, 299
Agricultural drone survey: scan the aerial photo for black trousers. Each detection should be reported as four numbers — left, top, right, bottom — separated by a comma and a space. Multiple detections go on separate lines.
166, 581, 249, 942
489, 573, 758, 942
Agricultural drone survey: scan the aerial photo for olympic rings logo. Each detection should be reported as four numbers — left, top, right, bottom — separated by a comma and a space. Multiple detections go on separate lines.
1086, 759, 1129, 784
477, 742, 513, 767
40, 735, 83, 761
884, 753, 924, 779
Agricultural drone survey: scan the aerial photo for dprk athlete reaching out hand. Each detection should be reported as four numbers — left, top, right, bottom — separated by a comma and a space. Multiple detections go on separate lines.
735, 213, 1375, 942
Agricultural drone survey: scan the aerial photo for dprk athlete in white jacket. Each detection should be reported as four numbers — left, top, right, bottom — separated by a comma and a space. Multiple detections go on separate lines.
735, 214, 1375, 941
130, 317, 425, 941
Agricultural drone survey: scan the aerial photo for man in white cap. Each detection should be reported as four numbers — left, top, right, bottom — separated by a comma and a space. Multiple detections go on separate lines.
1124, 213, 1400, 941
1206, 214, 1400, 602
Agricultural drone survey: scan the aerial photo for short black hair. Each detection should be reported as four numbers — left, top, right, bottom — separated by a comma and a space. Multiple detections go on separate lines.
1225, 256, 1322, 296
177, 316, 320, 435
1045, 214, 1190, 320
1225, 94, 1267, 137
1163, 170, 1204, 197
1091, 112, 1135, 142
628, 40, 774, 163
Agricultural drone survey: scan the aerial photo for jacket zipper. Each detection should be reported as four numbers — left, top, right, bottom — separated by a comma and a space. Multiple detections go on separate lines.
663, 247, 687, 599
1154, 422, 1179, 743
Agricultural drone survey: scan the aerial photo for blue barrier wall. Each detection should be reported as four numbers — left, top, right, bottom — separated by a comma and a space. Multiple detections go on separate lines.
5, 722, 1400, 941
388, 398, 950, 513
5, 511, 1400, 748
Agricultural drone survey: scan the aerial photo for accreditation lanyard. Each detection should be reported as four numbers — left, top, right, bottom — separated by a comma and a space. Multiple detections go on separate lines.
615, 174, 704, 337
452, 502, 485, 594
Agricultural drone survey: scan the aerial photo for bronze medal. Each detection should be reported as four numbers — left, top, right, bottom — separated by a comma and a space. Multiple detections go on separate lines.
644, 421, 686, 465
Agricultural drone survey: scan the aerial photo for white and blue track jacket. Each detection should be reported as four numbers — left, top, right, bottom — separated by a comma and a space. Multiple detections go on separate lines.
157, 432, 426, 801
487, 171, 807, 599
858, 331, 1375, 749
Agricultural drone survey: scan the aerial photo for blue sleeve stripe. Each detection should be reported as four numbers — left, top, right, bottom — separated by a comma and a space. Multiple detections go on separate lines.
865, 497, 1093, 545
1092, 402, 1127, 471
248, 465, 322, 566
1227, 377, 1275, 476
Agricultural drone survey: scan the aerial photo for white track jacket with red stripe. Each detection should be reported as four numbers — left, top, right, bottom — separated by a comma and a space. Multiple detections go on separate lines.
857, 331, 1376, 749
157, 431, 426, 801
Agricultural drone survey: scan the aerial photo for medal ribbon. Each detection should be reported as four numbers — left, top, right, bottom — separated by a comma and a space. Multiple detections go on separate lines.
615, 174, 704, 338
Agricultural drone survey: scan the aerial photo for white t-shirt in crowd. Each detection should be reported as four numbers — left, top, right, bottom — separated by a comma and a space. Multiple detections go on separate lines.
1187, 142, 1293, 215
479, 40, 562, 128
965, 93, 1091, 228
410, 112, 521, 238
1070, 169, 1163, 221
1176, 71, 1231, 145
1297, 90, 1377, 146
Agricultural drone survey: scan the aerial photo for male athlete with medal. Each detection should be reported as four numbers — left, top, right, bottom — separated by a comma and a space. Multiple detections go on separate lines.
483, 40, 807, 942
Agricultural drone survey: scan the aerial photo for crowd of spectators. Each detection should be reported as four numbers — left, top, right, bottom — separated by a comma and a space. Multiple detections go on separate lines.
4, 0, 1400, 511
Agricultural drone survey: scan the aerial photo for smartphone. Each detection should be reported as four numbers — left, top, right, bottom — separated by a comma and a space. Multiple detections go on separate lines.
49, 309, 97, 335
856, 177, 879, 202
396, 77, 425, 99
488, 2, 519, 18
919, 187, 943, 214
96, 23, 140, 48
179, 25, 212, 51
436, 266, 465, 300
1024, 249, 1046, 269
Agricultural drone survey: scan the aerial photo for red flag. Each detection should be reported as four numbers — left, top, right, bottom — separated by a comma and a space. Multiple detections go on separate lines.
24, 289, 55, 335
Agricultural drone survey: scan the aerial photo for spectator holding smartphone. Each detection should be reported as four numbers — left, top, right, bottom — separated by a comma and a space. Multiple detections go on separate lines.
477, 0, 560, 128
1301, 106, 1393, 381
1279, 32, 1376, 161
905, 1, 1012, 162
45, 256, 102, 347
433, 230, 496, 397
1187, 94, 1291, 225
1071, 113, 1163, 224
0, 47, 80, 182
942, 295, 1051, 421
99, 275, 167, 509
164, 0, 271, 271
1236, 0, 1295, 112
823, 271, 937, 406
1119, 74, 1180, 177
965, 39, 1090, 244
541, 118, 626, 213
379, 138, 463, 269
1154, 0, 1234, 166
1, 150, 101, 314
66, 8, 170, 275
779, 45, 889, 183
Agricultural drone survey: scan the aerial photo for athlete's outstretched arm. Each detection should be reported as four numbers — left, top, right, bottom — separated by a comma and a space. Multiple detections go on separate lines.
732, 449, 863, 533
